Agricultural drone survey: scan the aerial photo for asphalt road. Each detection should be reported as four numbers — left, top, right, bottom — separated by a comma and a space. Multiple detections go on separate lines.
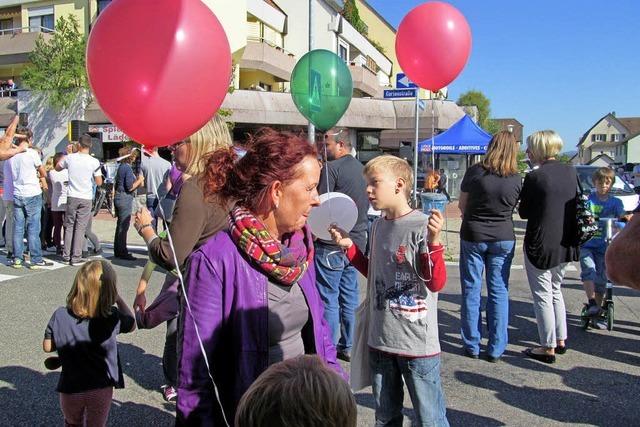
1, 223, 640, 426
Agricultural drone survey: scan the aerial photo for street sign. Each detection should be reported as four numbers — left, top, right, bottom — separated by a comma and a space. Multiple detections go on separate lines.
309, 69, 322, 113
396, 73, 417, 89
418, 99, 426, 111
384, 89, 417, 99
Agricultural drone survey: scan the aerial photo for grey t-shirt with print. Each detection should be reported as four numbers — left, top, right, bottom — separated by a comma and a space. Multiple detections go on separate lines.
367, 210, 441, 357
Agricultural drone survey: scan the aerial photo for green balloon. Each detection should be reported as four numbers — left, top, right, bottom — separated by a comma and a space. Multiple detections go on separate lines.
290, 49, 353, 132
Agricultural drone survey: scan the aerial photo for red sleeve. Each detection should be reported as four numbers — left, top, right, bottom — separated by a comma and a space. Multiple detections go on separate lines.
345, 244, 369, 277
420, 244, 447, 292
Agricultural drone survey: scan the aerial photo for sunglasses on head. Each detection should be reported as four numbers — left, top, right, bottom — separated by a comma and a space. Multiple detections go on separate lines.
169, 140, 189, 152
323, 129, 344, 140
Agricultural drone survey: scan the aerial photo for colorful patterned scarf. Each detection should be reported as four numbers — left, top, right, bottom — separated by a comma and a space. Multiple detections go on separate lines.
228, 206, 314, 286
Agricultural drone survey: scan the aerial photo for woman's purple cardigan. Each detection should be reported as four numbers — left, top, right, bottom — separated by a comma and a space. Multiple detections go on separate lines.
176, 229, 346, 425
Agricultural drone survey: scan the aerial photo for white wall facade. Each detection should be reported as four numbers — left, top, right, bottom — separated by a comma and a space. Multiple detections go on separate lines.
17, 90, 88, 157
580, 116, 628, 163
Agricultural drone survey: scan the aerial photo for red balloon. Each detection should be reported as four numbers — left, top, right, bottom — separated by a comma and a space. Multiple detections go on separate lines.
86, 0, 231, 147
396, 2, 472, 91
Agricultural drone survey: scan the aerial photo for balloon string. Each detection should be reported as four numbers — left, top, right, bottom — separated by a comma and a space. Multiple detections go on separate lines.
323, 141, 332, 224
151, 172, 230, 427
431, 93, 435, 173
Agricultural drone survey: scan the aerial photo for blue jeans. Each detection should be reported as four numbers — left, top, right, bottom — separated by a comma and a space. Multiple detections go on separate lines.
13, 194, 43, 263
579, 245, 607, 295
370, 350, 449, 427
314, 243, 359, 352
460, 239, 515, 358
114, 192, 134, 256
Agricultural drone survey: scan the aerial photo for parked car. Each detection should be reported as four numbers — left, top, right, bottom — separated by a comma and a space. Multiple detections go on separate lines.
576, 165, 639, 212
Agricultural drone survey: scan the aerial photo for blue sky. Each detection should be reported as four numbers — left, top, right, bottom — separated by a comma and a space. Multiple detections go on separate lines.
368, 0, 640, 151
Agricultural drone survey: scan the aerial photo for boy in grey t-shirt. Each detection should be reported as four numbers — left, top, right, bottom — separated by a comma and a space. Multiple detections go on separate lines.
330, 155, 449, 426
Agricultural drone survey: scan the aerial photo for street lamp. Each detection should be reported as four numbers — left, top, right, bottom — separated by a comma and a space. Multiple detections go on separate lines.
507, 124, 514, 133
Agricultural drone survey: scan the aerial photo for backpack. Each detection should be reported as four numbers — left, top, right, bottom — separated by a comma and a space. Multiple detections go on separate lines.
575, 177, 598, 245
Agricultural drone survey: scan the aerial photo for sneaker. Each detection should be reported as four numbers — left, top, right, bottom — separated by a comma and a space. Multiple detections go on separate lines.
90, 248, 103, 257
586, 301, 600, 317
7, 251, 14, 260
336, 350, 351, 363
116, 253, 137, 261
161, 385, 177, 402
70, 258, 89, 266
29, 260, 55, 270
11, 259, 23, 269
593, 319, 608, 330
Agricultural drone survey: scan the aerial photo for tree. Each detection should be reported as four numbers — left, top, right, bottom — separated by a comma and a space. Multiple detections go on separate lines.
457, 90, 496, 133
556, 153, 572, 164
22, 15, 89, 110
517, 150, 529, 174
342, 0, 368, 35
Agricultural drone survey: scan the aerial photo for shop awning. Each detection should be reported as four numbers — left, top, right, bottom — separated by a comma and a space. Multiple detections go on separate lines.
418, 114, 491, 154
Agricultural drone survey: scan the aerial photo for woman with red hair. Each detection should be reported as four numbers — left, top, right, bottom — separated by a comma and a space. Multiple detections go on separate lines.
177, 128, 345, 425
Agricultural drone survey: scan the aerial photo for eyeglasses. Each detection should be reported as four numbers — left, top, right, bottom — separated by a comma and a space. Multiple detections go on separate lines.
169, 140, 189, 152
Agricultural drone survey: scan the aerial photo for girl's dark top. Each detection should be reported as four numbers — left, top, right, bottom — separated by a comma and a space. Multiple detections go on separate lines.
115, 163, 135, 194
44, 306, 135, 393
519, 160, 580, 269
460, 163, 522, 242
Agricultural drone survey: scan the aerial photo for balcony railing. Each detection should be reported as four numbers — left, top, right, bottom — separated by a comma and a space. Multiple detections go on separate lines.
240, 38, 297, 83
0, 25, 54, 36
246, 36, 295, 57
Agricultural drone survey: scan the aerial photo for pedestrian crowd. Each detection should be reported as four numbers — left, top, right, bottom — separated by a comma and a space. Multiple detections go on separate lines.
0, 79, 17, 97
0, 113, 636, 426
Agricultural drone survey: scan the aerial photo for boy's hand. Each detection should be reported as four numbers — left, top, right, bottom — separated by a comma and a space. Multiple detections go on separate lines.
427, 209, 444, 245
328, 223, 353, 249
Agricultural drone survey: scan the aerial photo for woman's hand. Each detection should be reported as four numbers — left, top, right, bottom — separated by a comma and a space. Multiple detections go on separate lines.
134, 207, 153, 231
328, 224, 353, 250
133, 292, 147, 313
427, 209, 444, 245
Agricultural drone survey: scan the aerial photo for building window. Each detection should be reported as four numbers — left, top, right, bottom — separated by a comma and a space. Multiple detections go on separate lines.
258, 82, 272, 92
28, 6, 54, 33
98, 0, 113, 14
611, 134, 622, 142
358, 132, 380, 151
0, 18, 13, 35
339, 44, 348, 63
592, 134, 606, 142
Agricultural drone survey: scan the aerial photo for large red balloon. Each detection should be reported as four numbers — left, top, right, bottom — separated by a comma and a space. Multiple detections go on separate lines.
86, 0, 231, 147
396, 2, 471, 91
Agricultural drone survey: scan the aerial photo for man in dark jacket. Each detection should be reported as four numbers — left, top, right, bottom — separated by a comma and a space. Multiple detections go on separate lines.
315, 128, 368, 362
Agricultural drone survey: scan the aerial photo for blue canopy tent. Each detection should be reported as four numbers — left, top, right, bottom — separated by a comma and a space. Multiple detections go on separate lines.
417, 114, 491, 154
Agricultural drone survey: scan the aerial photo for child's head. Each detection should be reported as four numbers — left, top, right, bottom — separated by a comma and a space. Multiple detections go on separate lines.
67, 260, 118, 319
363, 155, 413, 211
235, 355, 356, 427
592, 167, 616, 196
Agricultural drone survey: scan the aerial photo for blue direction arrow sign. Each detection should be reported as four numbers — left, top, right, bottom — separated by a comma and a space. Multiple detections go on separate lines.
396, 73, 417, 89
384, 89, 417, 99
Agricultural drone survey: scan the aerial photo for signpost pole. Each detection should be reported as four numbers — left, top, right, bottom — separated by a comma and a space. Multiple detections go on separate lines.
307, 0, 315, 144
413, 91, 420, 208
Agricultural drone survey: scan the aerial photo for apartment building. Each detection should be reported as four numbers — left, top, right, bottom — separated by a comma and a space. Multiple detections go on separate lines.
1, 0, 468, 161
